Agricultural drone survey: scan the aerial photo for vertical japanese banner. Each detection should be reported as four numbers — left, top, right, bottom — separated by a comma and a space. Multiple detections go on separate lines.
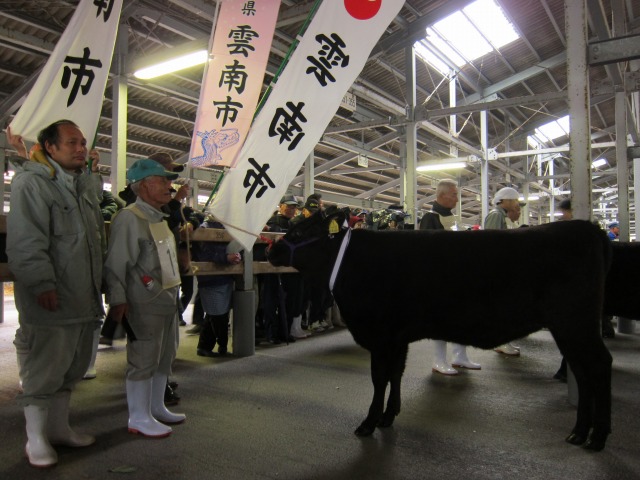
10, 0, 124, 142
210, 0, 404, 250
190, 0, 281, 168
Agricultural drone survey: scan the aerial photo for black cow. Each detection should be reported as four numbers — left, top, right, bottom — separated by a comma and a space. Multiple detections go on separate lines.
605, 241, 640, 318
267, 209, 613, 451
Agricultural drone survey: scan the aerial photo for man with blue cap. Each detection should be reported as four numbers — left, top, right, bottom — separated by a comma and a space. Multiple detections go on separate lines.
103, 159, 186, 438
607, 222, 620, 241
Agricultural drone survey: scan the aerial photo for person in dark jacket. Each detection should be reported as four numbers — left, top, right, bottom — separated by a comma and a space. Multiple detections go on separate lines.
192, 219, 242, 357
262, 195, 303, 343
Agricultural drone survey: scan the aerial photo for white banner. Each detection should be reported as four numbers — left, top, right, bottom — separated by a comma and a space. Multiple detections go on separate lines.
210, 0, 403, 250
190, 0, 281, 168
10, 0, 124, 143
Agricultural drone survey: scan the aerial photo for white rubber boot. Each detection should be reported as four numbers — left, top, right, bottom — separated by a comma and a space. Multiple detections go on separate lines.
331, 303, 346, 327
150, 373, 185, 425
24, 405, 57, 468
47, 391, 95, 447
451, 343, 481, 370
290, 315, 309, 339
83, 326, 101, 380
126, 379, 172, 437
431, 340, 458, 375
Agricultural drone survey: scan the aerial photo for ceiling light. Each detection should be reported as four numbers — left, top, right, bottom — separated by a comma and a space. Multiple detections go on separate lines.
416, 161, 466, 172
591, 158, 607, 168
134, 50, 208, 79
519, 195, 539, 201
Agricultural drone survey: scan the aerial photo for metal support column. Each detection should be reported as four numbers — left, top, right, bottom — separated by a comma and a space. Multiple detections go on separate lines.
566, 0, 592, 407
480, 110, 489, 225
450, 72, 462, 226
404, 45, 417, 225
111, 24, 128, 193
566, 0, 592, 222
522, 182, 530, 224
615, 90, 636, 333
616, 91, 630, 241
232, 250, 255, 357
303, 152, 314, 199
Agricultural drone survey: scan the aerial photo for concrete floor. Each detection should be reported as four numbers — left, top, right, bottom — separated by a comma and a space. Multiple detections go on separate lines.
1, 294, 639, 480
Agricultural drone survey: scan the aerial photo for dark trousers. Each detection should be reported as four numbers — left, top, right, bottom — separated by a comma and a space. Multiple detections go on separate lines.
304, 277, 332, 324
191, 292, 205, 326
180, 275, 194, 310
197, 313, 230, 353
262, 274, 303, 341
101, 309, 122, 339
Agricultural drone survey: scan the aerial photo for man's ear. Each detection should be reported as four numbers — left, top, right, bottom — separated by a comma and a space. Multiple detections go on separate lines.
43, 140, 54, 157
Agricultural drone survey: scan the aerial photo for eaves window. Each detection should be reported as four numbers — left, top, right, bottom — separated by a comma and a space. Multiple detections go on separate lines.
530, 115, 570, 145
415, 0, 519, 76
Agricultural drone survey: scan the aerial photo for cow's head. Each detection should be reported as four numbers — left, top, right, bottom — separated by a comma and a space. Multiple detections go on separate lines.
267, 207, 350, 275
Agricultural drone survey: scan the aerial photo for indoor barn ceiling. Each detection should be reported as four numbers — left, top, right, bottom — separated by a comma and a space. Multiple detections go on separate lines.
1, 0, 639, 228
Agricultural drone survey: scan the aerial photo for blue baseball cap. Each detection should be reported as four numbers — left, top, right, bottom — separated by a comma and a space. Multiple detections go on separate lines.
608, 222, 619, 228
127, 158, 179, 183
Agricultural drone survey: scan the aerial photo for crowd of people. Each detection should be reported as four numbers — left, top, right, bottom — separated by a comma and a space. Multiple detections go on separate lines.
2, 119, 349, 468
3, 119, 623, 468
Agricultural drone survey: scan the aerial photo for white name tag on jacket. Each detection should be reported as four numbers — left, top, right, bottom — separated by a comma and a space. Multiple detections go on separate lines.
148, 221, 181, 289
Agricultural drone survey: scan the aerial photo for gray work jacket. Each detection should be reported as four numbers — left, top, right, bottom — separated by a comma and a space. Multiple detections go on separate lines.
7, 157, 106, 325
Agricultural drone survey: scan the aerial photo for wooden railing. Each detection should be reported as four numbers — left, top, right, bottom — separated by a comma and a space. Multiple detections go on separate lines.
0, 214, 296, 282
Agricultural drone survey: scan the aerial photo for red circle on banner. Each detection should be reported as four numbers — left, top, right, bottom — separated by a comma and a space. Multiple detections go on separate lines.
344, 0, 382, 20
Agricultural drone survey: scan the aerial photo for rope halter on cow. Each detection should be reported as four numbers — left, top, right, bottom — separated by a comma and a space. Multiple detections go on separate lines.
279, 236, 322, 266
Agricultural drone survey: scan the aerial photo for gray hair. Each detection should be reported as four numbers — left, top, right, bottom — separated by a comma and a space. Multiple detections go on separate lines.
130, 181, 142, 195
436, 179, 458, 197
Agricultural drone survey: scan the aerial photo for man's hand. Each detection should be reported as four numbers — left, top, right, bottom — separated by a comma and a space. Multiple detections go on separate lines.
109, 303, 129, 323
37, 289, 58, 312
88, 149, 100, 172
173, 184, 190, 202
6, 126, 27, 158
227, 253, 242, 265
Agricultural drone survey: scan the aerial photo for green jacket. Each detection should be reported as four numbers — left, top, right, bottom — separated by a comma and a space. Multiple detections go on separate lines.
484, 206, 508, 230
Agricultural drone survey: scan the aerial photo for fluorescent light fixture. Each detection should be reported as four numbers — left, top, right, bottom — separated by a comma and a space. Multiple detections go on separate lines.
134, 49, 208, 79
591, 158, 607, 168
519, 195, 539, 202
416, 161, 466, 172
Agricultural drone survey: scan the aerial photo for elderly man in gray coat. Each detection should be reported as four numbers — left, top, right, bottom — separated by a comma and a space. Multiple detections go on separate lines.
104, 159, 185, 439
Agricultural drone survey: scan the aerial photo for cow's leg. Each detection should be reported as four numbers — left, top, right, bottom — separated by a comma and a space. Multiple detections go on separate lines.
552, 331, 592, 445
564, 356, 593, 446
355, 349, 390, 436
379, 343, 408, 428
583, 340, 612, 451
561, 335, 612, 451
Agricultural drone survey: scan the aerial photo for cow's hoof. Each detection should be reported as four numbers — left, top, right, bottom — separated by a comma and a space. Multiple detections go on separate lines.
583, 433, 607, 452
354, 423, 375, 436
377, 413, 396, 428
565, 432, 587, 445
